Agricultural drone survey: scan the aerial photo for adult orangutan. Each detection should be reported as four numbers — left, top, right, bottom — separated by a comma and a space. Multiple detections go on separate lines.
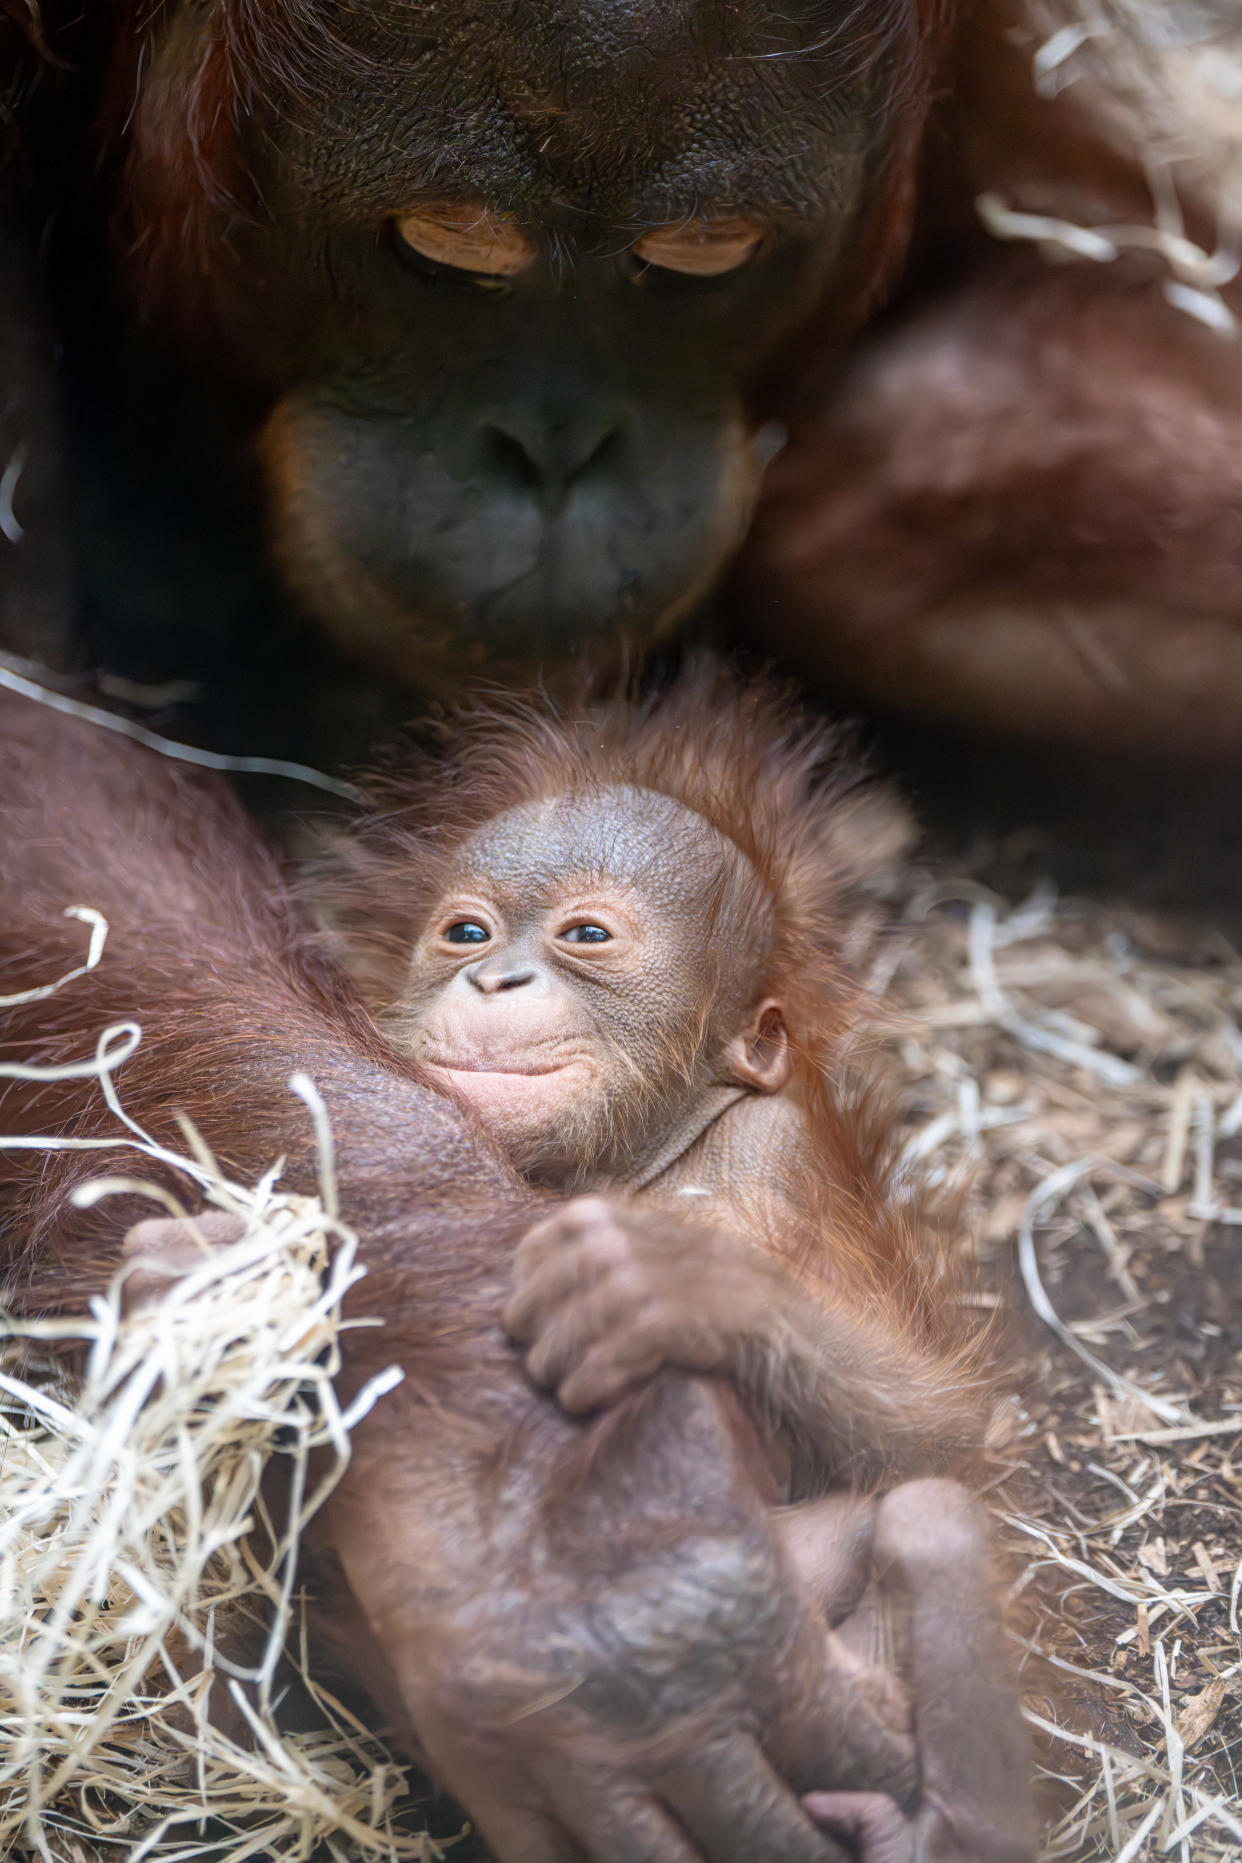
6, 3, 1237, 750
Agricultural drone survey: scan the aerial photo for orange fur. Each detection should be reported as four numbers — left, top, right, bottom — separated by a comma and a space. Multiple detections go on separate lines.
310, 662, 994, 1479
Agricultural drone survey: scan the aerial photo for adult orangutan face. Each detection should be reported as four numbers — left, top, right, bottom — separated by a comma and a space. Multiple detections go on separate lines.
120, 0, 923, 680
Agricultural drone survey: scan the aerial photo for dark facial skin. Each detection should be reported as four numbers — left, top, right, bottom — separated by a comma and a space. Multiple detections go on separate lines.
127, 0, 910, 677
385, 784, 783, 1181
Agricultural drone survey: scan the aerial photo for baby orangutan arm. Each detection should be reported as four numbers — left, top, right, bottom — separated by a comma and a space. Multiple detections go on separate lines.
504, 1196, 980, 1487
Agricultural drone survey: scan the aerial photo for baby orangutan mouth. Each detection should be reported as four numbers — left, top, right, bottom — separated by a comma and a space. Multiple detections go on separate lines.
416, 1053, 598, 1160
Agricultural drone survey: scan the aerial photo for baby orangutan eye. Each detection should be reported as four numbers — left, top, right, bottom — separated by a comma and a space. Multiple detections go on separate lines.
444, 920, 491, 944
560, 924, 611, 945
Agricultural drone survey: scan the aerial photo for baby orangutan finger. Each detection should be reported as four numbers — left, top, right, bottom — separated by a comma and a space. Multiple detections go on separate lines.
505, 1201, 636, 1341
803, 1793, 914, 1863
521, 1286, 638, 1391
556, 1339, 667, 1414
504, 1249, 599, 1344
516, 1197, 628, 1271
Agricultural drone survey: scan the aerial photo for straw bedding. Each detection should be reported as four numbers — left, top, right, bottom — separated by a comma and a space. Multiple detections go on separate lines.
0, 1179, 424, 1863
3, 838, 1240, 1862
4, 10, 1241, 1856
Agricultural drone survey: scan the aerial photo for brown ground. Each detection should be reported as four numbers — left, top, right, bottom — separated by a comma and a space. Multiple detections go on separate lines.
864, 809, 1242, 1861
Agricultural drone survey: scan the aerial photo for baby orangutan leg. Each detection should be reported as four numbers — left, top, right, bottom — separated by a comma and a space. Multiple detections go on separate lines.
777, 1493, 878, 1624
777, 1495, 914, 1750
799, 1481, 1035, 1863
120, 1211, 248, 1309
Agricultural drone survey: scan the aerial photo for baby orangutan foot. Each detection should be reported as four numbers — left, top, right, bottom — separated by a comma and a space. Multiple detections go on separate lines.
804, 1794, 915, 1863
121, 1211, 249, 1311
503, 1194, 764, 1413
805, 1790, 1035, 1863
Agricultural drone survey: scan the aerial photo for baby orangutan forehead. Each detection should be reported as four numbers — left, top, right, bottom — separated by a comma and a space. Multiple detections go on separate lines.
453, 785, 761, 908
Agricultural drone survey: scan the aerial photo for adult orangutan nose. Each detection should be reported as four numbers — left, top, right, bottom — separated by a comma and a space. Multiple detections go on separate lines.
477, 404, 628, 515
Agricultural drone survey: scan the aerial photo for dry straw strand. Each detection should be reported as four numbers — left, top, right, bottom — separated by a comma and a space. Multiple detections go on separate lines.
0, 909, 431, 1862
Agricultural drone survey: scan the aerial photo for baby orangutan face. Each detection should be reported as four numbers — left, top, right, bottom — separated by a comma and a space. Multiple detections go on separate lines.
382, 785, 789, 1184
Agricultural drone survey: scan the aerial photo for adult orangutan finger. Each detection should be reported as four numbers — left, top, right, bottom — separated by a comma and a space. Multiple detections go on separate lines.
664, 1738, 850, 1863
122, 1210, 249, 1259
545, 1783, 704, 1863
462, 1805, 587, 1863
120, 1210, 250, 1310
774, 1494, 877, 1620
803, 1792, 915, 1863
420, 1763, 587, 1863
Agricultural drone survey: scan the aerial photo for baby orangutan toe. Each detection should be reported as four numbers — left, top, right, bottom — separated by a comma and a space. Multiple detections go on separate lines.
804, 1793, 915, 1863
121, 1211, 249, 1311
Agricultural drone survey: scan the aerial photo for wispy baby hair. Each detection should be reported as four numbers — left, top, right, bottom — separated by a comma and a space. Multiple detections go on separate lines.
308, 654, 913, 1053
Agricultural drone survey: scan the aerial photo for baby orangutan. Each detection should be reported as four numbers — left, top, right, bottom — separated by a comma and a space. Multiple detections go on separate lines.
304, 665, 1033, 1862
125, 666, 1033, 1860
314, 666, 982, 1489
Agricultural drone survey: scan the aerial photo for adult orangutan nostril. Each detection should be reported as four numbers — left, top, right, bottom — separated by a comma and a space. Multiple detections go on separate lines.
478, 413, 628, 512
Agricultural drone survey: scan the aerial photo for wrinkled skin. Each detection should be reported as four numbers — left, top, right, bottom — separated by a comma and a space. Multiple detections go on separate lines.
379, 785, 776, 1182
324, 759, 981, 1489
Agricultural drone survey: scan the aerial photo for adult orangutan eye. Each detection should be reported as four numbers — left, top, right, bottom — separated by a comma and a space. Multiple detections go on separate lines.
444, 920, 491, 944
631, 216, 767, 278
394, 201, 536, 279
560, 924, 611, 945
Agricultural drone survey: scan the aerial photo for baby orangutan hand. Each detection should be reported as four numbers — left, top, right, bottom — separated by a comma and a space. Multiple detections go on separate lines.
504, 1194, 779, 1413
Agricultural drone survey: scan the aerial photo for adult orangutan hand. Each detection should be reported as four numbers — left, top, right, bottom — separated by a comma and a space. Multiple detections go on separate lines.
321, 1372, 918, 1863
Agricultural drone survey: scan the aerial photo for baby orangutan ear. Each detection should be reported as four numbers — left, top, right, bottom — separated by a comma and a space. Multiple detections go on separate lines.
724, 998, 791, 1094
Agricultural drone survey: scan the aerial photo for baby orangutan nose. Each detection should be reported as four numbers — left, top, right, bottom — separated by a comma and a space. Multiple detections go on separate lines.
466, 956, 539, 994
